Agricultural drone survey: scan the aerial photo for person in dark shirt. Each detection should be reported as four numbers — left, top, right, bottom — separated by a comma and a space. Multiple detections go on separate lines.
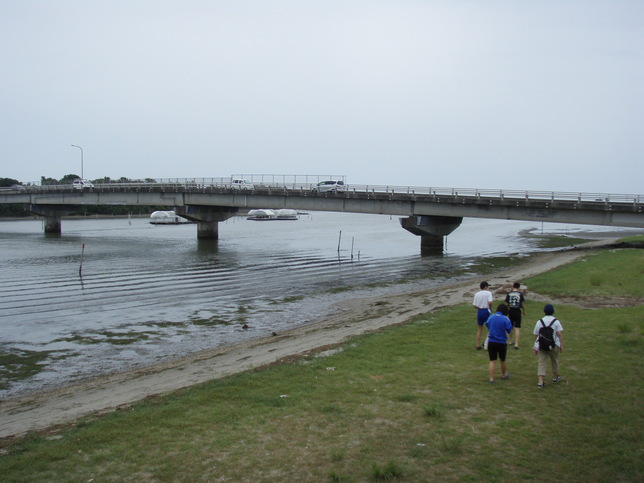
505, 282, 526, 349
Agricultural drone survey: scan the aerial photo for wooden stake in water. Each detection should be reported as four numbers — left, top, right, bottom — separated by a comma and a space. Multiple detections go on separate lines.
337, 230, 342, 253
79, 243, 85, 277
351, 236, 355, 260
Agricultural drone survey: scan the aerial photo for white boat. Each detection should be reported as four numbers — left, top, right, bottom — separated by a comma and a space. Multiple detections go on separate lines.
149, 210, 192, 224
247, 209, 277, 220
275, 209, 298, 220
247, 209, 298, 221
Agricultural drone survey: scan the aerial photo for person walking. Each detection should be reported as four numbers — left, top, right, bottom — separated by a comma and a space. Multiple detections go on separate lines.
485, 303, 513, 383
532, 304, 564, 388
473, 281, 493, 350
505, 282, 526, 349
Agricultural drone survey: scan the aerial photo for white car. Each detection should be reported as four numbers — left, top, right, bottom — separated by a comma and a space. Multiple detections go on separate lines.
313, 180, 346, 192
231, 179, 254, 190
72, 179, 94, 190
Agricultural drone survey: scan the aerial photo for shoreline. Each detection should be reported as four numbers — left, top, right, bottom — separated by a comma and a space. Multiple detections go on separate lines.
0, 240, 621, 439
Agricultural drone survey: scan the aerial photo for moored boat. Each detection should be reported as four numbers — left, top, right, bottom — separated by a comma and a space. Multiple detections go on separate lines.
247, 209, 299, 220
149, 210, 192, 224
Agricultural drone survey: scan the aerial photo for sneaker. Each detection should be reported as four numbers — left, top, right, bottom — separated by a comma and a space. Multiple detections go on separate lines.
514, 346, 520, 350
476, 346, 483, 350
537, 383, 545, 388
552, 376, 560, 384
502, 372, 510, 380
489, 380, 495, 384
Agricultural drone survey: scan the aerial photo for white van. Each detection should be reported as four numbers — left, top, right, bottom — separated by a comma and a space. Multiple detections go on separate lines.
231, 179, 254, 190
72, 179, 94, 190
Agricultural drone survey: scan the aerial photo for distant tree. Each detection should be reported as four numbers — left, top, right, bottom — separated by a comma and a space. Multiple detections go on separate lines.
40, 175, 82, 185
0, 177, 20, 187
60, 174, 80, 184
0, 177, 28, 216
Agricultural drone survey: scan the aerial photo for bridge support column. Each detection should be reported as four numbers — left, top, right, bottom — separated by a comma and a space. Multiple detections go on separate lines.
28, 205, 79, 234
197, 221, 219, 239
400, 215, 463, 255
420, 235, 445, 253
176, 205, 239, 240
44, 215, 62, 234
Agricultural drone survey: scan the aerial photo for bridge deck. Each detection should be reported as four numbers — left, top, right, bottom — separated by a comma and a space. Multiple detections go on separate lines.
1, 182, 643, 228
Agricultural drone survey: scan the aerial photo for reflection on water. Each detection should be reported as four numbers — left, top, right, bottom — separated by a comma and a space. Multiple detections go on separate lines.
0, 213, 638, 398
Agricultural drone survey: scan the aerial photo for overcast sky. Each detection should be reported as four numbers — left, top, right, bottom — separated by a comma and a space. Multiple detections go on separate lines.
1, 0, 642, 193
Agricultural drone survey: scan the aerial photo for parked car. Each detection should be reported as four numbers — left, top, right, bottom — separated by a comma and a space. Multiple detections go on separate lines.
313, 180, 346, 192
72, 179, 94, 190
231, 179, 254, 190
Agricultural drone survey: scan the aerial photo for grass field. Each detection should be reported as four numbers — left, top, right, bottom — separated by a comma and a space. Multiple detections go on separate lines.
0, 246, 642, 482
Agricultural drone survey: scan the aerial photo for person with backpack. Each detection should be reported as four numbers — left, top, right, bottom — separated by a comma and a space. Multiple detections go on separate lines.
505, 282, 526, 349
532, 304, 564, 388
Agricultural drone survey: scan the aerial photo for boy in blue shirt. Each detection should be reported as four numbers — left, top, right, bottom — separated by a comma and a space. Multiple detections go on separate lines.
485, 303, 513, 383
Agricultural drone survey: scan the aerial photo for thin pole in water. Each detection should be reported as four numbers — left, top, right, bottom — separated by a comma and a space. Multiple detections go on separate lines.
337, 230, 342, 253
351, 236, 354, 260
79, 243, 85, 277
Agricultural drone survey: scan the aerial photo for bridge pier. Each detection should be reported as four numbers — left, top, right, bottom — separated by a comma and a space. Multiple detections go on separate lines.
29, 205, 79, 234
176, 205, 239, 239
400, 215, 463, 255
420, 235, 445, 253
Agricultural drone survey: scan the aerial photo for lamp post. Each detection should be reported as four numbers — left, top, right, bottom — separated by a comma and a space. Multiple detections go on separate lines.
71, 144, 84, 179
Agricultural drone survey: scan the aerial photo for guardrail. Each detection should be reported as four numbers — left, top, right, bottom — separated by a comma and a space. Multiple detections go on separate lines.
16, 180, 640, 204
5, 178, 642, 205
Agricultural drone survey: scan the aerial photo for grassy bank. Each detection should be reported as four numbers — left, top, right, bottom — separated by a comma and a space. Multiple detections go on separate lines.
0, 247, 642, 482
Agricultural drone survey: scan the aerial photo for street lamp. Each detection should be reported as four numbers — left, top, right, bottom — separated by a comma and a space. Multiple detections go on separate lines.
71, 144, 84, 179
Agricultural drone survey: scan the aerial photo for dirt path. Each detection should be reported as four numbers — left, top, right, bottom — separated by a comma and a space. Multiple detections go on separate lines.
0, 248, 591, 439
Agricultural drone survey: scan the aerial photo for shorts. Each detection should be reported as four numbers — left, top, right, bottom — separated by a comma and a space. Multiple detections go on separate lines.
508, 308, 522, 328
477, 308, 491, 326
488, 341, 508, 361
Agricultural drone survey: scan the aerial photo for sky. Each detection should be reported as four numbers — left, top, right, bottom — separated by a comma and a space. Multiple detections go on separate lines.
1, 0, 642, 194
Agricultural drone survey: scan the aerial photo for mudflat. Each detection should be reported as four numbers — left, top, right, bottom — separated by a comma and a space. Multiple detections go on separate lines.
0, 248, 589, 439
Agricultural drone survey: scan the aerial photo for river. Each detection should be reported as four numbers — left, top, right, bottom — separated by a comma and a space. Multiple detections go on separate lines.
0, 212, 638, 399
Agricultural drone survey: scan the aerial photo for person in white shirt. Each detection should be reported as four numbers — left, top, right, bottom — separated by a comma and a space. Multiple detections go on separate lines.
472, 281, 493, 350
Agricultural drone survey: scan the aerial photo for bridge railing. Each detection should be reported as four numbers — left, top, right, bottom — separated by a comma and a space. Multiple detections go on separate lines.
18, 179, 642, 204
344, 185, 641, 204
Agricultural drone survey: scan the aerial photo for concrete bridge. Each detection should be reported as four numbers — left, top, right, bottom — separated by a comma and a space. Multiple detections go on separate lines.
1, 178, 642, 253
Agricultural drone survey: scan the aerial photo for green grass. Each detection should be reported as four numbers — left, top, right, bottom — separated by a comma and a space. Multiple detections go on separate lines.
0, 247, 642, 482
620, 234, 644, 244
527, 248, 644, 298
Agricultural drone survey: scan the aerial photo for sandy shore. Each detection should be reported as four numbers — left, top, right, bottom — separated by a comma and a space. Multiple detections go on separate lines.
0, 246, 596, 439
